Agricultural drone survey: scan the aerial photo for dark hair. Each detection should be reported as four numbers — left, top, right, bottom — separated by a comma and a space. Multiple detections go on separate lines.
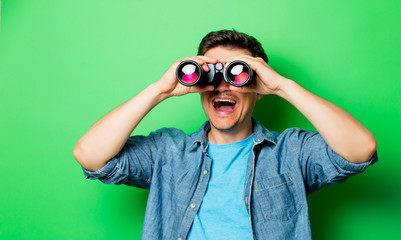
197, 30, 268, 63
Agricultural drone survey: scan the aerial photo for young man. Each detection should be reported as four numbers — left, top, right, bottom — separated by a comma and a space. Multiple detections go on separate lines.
73, 30, 378, 239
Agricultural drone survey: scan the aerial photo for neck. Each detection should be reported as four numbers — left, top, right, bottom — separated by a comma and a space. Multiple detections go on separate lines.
207, 120, 253, 144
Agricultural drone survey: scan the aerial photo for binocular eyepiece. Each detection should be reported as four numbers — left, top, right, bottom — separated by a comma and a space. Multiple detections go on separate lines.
176, 60, 253, 87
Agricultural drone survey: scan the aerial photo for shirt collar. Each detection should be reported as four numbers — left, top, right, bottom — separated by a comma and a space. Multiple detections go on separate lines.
190, 118, 277, 152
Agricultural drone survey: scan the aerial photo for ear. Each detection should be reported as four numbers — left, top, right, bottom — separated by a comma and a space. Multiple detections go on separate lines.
256, 93, 263, 101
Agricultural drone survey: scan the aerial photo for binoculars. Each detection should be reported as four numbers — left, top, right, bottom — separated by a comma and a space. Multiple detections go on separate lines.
176, 60, 253, 87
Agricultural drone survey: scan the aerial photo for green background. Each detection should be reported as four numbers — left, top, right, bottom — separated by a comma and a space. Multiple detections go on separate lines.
1, 0, 400, 239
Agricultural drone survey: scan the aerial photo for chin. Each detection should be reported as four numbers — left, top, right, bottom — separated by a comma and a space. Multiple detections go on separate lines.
209, 118, 239, 132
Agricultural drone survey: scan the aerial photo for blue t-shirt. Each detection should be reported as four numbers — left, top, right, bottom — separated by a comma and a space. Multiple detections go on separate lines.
187, 133, 255, 240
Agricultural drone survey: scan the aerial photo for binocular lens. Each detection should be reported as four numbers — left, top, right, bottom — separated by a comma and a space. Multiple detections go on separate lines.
177, 61, 201, 85
225, 61, 252, 86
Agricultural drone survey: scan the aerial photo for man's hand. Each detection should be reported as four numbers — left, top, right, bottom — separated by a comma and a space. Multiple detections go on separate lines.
221, 55, 288, 96
74, 56, 219, 171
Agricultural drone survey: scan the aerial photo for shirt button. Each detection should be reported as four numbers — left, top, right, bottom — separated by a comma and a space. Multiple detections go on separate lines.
178, 238, 182, 240
190, 203, 196, 209
203, 170, 208, 175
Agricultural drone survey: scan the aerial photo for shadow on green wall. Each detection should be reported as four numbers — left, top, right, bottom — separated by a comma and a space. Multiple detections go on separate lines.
307, 170, 398, 239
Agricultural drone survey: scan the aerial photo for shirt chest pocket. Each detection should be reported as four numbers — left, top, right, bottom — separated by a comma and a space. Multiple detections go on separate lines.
253, 173, 302, 222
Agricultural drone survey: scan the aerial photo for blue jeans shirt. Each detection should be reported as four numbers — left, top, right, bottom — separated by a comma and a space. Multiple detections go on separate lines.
83, 119, 378, 240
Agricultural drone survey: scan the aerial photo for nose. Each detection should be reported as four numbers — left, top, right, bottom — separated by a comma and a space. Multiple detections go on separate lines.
215, 78, 230, 91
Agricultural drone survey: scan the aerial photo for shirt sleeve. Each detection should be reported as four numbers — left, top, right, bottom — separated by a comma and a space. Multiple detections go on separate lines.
285, 128, 378, 194
82, 130, 164, 189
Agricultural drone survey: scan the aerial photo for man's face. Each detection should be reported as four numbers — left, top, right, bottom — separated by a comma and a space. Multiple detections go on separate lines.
201, 46, 261, 135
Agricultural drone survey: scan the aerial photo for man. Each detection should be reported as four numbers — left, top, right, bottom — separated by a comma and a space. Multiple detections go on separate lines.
73, 30, 378, 239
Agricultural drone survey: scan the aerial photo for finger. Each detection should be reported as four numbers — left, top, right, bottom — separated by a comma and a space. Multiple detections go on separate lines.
226, 56, 268, 73
182, 56, 218, 72
222, 55, 253, 68
196, 56, 218, 72
202, 64, 210, 72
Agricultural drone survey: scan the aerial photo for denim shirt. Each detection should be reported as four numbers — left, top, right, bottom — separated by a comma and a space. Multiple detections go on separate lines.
83, 120, 378, 240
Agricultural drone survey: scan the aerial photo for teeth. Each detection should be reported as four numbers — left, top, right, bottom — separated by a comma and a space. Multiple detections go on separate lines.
214, 99, 236, 104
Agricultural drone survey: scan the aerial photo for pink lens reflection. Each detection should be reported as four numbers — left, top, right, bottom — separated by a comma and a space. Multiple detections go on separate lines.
182, 73, 198, 83
234, 72, 249, 84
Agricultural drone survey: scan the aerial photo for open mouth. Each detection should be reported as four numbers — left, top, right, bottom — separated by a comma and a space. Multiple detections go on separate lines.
212, 98, 237, 112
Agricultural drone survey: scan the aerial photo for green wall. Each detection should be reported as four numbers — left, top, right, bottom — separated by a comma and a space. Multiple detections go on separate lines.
1, 0, 400, 239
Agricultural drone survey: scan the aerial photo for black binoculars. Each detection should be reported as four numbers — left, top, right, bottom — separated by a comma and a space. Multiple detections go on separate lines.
176, 60, 253, 87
